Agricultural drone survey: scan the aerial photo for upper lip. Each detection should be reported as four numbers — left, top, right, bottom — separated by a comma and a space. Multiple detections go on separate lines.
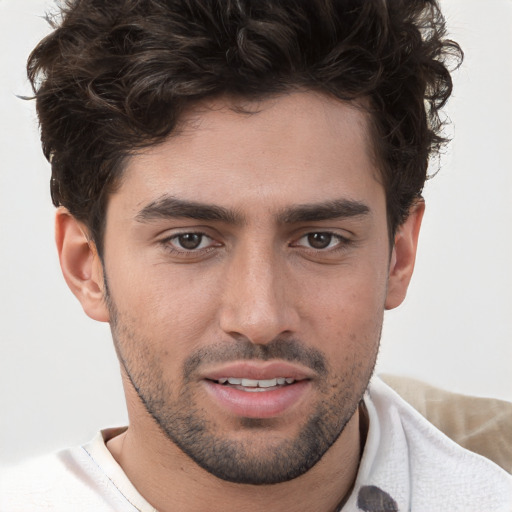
200, 361, 316, 382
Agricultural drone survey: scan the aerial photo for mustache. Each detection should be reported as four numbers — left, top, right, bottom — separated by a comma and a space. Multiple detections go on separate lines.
182, 338, 327, 381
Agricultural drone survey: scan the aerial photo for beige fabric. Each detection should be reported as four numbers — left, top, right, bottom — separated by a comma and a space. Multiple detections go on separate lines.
380, 374, 512, 474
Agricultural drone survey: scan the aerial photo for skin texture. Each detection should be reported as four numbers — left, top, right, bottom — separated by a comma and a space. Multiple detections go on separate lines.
56, 91, 424, 512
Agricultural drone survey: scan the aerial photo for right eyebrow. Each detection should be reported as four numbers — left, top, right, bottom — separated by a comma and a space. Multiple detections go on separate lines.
135, 196, 244, 225
277, 198, 370, 224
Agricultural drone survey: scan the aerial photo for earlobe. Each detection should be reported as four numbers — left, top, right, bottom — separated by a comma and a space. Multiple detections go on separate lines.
55, 207, 110, 322
385, 200, 425, 310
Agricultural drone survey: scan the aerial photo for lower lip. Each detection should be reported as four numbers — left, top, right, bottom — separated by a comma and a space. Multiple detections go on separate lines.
203, 380, 310, 419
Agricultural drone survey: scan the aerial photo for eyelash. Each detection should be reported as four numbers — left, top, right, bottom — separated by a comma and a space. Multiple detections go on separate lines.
160, 230, 352, 257
160, 232, 219, 257
291, 232, 352, 253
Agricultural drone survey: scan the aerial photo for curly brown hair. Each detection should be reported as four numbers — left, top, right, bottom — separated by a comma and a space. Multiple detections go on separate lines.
27, 0, 462, 256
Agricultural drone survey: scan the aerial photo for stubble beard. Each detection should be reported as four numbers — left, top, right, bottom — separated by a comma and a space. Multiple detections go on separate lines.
105, 289, 378, 485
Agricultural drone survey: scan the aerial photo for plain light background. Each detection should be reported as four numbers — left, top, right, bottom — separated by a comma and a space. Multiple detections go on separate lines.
1, 0, 511, 466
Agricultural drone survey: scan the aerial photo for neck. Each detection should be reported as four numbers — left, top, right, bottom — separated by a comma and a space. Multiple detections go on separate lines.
107, 407, 363, 512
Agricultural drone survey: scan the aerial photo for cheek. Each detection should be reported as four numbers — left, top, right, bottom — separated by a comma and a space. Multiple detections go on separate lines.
107, 261, 222, 346
304, 257, 388, 312
302, 267, 386, 353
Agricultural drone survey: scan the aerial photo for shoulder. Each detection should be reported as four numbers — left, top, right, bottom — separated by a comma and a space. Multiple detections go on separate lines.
1, 448, 89, 511
0, 436, 137, 512
380, 373, 512, 474
353, 377, 512, 512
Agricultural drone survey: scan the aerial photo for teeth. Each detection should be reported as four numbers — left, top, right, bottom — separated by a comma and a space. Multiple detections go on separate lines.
217, 377, 296, 387
258, 378, 277, 388
241, 378, 259, 387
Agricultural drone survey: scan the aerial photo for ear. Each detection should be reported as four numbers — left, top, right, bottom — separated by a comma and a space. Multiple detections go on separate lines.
385, 200, 425, 310
55, 207, 110, 322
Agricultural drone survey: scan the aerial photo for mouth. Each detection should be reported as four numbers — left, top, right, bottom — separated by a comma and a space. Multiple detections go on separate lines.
209, 377, 298, 392
201, 362, 313, 418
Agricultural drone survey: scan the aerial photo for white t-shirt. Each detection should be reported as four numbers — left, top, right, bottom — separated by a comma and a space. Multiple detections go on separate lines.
1, 378, 511, 512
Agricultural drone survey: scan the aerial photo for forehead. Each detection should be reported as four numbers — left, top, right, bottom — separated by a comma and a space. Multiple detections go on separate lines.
114, 91, 383, 217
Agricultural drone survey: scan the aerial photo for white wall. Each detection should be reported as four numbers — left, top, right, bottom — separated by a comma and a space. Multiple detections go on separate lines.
377, 0, 512, 399
1, 0, 510, 465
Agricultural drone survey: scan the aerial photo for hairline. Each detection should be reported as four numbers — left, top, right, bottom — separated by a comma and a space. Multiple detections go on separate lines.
87, 90, 401, 257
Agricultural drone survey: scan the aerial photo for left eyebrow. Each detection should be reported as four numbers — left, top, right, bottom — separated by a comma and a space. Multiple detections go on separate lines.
135, 196, 244, 224
277, 199, 370, 224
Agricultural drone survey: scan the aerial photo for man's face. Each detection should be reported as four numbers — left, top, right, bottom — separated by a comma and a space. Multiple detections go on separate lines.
100, 92, 392, 484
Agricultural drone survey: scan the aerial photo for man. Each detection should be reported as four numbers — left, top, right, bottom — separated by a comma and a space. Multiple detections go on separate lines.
1, 0, 510, 511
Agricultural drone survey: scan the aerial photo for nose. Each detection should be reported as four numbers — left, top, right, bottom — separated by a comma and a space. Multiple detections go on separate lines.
218, 241, 299, 345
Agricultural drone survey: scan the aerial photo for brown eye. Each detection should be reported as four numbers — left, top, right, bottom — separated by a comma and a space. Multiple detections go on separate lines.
177, 233, 202, 249
170, 233, 211, 251
306, 232, 334, 249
